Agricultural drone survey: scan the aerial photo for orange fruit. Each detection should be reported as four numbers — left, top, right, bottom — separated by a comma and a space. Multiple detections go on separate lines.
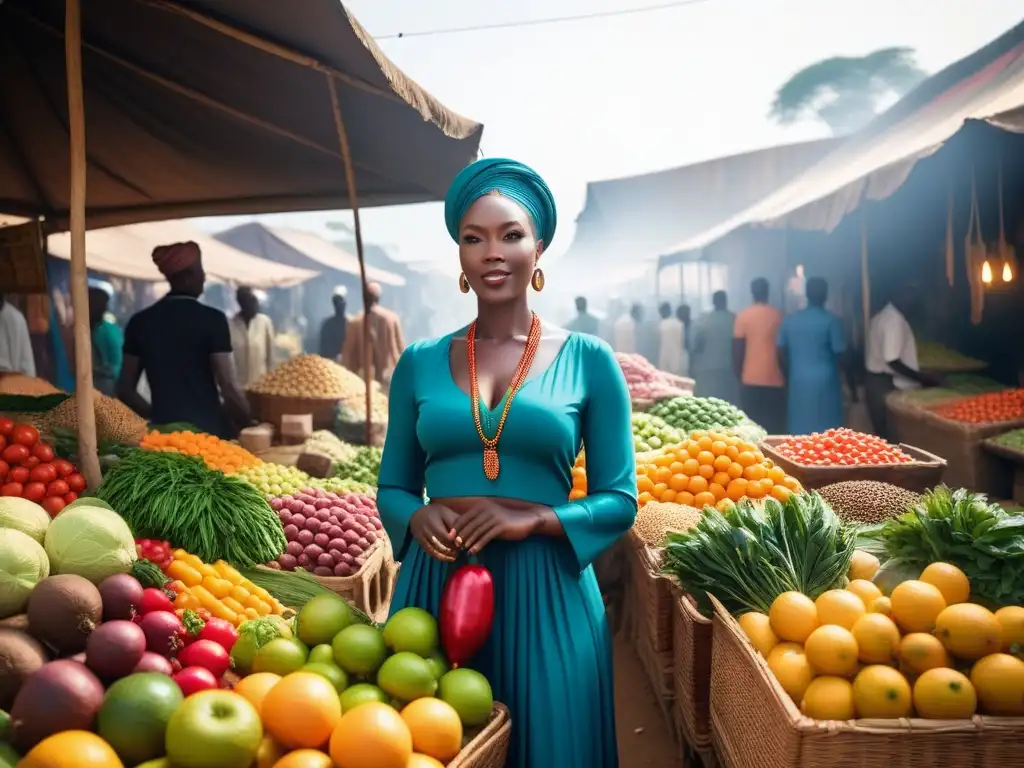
638, 491, 655, 506
890, 580, 946, 633
711, 440, 728, 456
738, 612, 779, 657
745, 480, 765, 499
256, 736, 288, 768
19, 731, 123, 768
800, 676, 855, 720
693, 492, 716, 509
697, 451, 716, 466
401, 698, 463, 761
913, 667, 977, 719
770, 485, 792, 502
696, 435, 713, 451
815, 589, 867, 630
899, 633, 950, 674
994, 606, 1024, 652
652, 483, 668, 498
767, 465, 786, 484
851, 613, 901, 664
712, 471, 732, 488
669, 461, 685, 474
661, 490, 678, 503
767, 643, 814, 702
677, 492, 695, 507
654, 466, 673, 483
698, 464, 715, 480
330, 702, 413, 768
919, 562, 970, 605
669, 474, 689, 492
713, 455, 732, 472
853, 666, 912, 718
680, 458, 699, 475
933, 603, 1002, 660
407, 756, 445, 768
262, 672, 342, 750
736, 451, 756, 467
726, 478, 748, 501
970, 653, 1024, 715
687, 476, 708, 494
846, 580, 883, 607
727, 462, 744, 479
273, 750, 335, 768
804, 625, 859, 676
769, 592, 819, 643
708, 483, 727, 501
233, 672, 283, 713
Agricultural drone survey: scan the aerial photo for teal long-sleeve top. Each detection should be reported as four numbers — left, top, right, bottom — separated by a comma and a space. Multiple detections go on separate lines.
377, 330, 637, 572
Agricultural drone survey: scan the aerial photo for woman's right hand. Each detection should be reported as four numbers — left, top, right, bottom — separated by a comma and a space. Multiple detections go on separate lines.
410, 504, 459, 562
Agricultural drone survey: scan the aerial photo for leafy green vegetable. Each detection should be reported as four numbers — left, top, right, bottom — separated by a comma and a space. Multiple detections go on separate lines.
0, 393, 69, 413
662, 493, 857, 616
858, 486, 1024, 608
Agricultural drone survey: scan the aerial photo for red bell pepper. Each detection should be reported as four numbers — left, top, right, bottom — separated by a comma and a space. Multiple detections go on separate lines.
439, 564, 495, 668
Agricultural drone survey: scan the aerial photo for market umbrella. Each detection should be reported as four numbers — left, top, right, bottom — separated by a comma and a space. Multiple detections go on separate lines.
0, 0, 483, 485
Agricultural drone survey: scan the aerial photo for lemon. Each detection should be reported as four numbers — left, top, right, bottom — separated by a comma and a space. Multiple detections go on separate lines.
815, 589, 867, 630
848, 550, 880, 582
846, 579, 883, 607
738, 612, 779, 658
853, 665, 913, 718
769, 592, 819, 644
913, 667, 977, 719
869, 596, 892, 616
970, 653, 1024, 716
890, 580, 946, 633
993, 606, 1024, 654
851, 613, 901, 665
919, 562, 971, 605
899, 633, 950, 675
766, 643, 814, 703
804, 625, 860, 677
800, 676, 855, 720
934, 603, 1002, 661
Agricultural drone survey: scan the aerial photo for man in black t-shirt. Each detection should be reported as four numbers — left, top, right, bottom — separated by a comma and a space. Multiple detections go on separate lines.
117, 242, 250, 437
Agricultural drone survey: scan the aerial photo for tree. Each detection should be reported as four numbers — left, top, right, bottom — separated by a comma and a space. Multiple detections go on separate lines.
770, 47, 927, 135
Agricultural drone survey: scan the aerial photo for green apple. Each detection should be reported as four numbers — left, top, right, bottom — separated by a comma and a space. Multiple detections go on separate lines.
165, 690, 263, 768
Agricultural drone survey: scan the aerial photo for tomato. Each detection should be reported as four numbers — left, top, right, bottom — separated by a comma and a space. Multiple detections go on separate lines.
1, 444, 30, 465
31, 443, 54, 463
46, 479, 69, 498
12, 424, 39, 448
1, 482, 23, 497
42, 496, 65, 517
52, 459, 74, 478
64, 491, 78, 504
8, 467, 29, 485
0, 460, 8, 480
0, 418, 13, 437
30, 464, 57, 485
65, 473, 86, 493
0, 436, 6, 454
23, 456, 39, 470
23, 482, 46, 503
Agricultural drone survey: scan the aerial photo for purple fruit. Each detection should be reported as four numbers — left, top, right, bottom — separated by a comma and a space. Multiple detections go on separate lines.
302, 504, 317, 517
315, 509, 331, 522
357, 538, 371, 549
340, 552, 355, 565
10, 660, 104, 751
347, 544, 364, 557
86, 620, 146, 678
304, 544, 324, 560
283, 524, 300, 540
270, 498, 284, 511
296, 529, 314, 546
313, 533, 330, 548
328, 538, 345, 552
313, 566, 333, 577
342, 530, 360, 544
364, 530, 378, 543
297, 554, 311, 568
326, 525, 343, 540
286, 541, 303, 557
303, 517, 320, 532
291, 514, 306, 528
334, 562, 353, 577
98, 574, 144, 622
369, 517, 383, 531
317, 553, 335, 568
278, 554, 298, 571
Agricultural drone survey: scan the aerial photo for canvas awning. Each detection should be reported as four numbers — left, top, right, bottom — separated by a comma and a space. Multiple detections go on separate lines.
215, 222, 405, 286
558, 138, 841, 274
0, 0, 483, 231
48, 219, 318, 287
659, 20, 1024, 262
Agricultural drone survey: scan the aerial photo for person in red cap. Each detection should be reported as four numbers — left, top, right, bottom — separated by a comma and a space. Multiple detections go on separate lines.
116, 242, 250, 436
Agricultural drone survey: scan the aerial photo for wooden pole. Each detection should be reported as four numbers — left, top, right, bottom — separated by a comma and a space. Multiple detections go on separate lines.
326, 74, 373, 446
65, 0, 102, 488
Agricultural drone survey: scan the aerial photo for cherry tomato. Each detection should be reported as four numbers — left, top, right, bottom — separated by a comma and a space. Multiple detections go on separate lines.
1, 444, 29, 465
12, 424, 39, 448
31, 443, 54, 463
23, 456, 39, 470
0, 460, 9, 479
1, 482, 23, 497
0, 418, 13, 437
65, 473, 86, 493
23, 482, 46, 503
63, 491, 78, 504
8, 467, 29, 485
52, 459, 74, 478
46, 479, 69, 498
42, 496, 65, 517
30, 464, 57, 485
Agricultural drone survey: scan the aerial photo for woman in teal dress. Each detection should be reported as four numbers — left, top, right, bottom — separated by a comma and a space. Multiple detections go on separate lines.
378, 158, 636, 768
776, 277, 846, 434
89, 283, 124, 396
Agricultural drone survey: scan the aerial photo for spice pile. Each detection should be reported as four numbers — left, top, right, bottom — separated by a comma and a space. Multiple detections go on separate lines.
774, 428, 913, 466
42, 390, 149, 445
632, 501, 702, 547
933, 389, 1024, 424
817, 480, 921, 524
249, 354, 367, 399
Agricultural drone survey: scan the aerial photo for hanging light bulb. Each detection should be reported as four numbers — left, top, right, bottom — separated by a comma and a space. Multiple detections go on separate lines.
1003, 261, 1013, 282
982, 259, 993, 284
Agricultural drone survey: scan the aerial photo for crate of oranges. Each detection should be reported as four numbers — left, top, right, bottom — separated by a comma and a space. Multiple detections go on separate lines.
635, 430, 801, 509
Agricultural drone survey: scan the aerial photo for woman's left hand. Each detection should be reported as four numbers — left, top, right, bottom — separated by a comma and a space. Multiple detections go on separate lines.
451, 501, 541, 554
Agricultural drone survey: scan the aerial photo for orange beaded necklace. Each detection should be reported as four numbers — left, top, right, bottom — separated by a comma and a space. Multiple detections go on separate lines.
467, 313, 542, 481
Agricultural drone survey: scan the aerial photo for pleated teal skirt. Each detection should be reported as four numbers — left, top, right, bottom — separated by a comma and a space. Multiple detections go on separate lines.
388, 537, 618, 768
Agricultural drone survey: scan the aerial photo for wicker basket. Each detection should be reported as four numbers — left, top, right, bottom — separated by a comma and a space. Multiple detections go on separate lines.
626, 529, 675, 654
247, 391, 339, 431
760, 437, 947, 493
448, 704, 512, 768
671, 584, 713, 751
708, 595, 1024, 768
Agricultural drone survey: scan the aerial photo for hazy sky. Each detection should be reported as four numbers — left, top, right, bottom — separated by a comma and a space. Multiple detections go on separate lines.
193, 0, 1023, 277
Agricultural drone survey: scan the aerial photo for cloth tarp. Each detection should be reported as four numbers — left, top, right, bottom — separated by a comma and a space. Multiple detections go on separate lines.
215, 222, 405, 286
659, 21, 1024, 262
48, 220, 318, 287
0, 0, 483, 231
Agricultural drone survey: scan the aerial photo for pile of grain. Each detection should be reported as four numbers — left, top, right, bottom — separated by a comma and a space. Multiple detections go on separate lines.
818, 480, 921, 524
43, 391, 148, 445
0, 374, 62, 396
632, 501, 703, 547
248, 355, 367, 399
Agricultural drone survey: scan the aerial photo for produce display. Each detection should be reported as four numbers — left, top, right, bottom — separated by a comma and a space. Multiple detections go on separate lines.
336, 391, 390, 428
141, 429, 262, 474
332, 445, 383, 487
649, 395, 748, 433
0, 420, 85, 516
933, 388, 1024, 424
774, 428, 913, 466
989, 427, 1024, 453
817, 480, 921, 524
164, 549, 286, 624
96, 450, 286, 567
631, 501, 702, 547
268, 489, 383, 577
249, 354, 368, 399
304, 430, 359, 465
616, 353, 691, 402
234, 461, 374, 500
663, 493, 856, 615
737, 555, 1024, 720
0, 374, 62, 396
859, 487, 1024, 608
916, 340, 987, 372
634, 430, 802, 508
631, 412, 682, 453
50, 426, 136, 475
943, 373, 1007, 394
42, 390, 149, 445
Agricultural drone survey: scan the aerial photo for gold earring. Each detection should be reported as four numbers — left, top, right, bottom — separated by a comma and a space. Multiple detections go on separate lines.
459, 272, 471, 293
531, 268, 545, 292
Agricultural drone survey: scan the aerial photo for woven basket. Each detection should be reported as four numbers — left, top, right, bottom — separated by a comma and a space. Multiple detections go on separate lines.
671, 584, 713, 751
247, 391, 339, 431
626, 529, 674, 654
448, 704, 512, 768
626, 532, 674, 718
708, 595, 1024, 768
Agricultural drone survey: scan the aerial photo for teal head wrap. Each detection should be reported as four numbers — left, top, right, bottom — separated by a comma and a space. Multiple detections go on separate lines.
444, 158, 557, 250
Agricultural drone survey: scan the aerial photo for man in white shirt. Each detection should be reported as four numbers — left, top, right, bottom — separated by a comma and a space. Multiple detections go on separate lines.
0, 295, 36, 376
612, 303, 638, 354
657, 301, 685, 374
230, 287, 275, 387
864, 286, 938, 439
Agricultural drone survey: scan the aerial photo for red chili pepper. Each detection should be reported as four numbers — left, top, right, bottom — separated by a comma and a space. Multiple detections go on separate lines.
439, 564, 494, 668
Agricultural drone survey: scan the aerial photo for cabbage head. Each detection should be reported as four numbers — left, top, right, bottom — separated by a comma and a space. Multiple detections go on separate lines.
0, 528, 49, 618
44, 504, 137, 584
0, 497, 50, 544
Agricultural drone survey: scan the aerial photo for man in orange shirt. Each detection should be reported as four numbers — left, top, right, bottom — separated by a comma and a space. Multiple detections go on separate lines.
733, 278, 786, 434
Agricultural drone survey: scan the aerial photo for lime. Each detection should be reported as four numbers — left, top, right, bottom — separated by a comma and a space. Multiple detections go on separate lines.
438, 668, 494, 726
382, 607, 439, 657
338, 683, 389, 714
253, 637, 308, 675
425, 652, 449, 681
302, 661, 350, 693
376, 651, 437, 701
297, 594, 354, 646
97, 673, 183, 764
307, 644, 335, 666
332, 624, 387, 675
